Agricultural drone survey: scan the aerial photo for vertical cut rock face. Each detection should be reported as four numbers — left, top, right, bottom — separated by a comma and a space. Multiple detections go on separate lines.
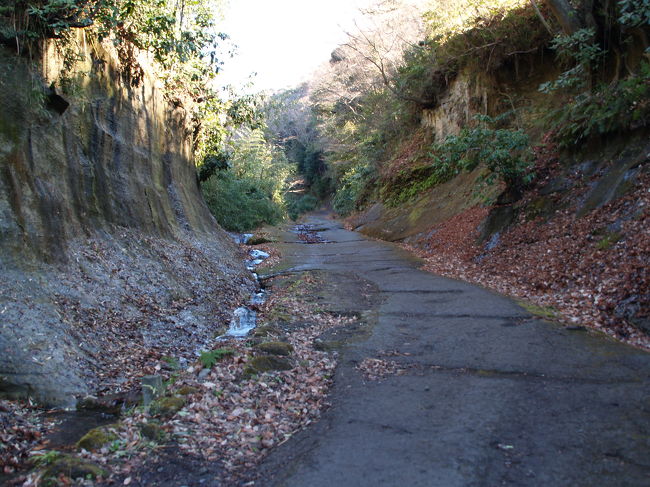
0, 40, 252, 406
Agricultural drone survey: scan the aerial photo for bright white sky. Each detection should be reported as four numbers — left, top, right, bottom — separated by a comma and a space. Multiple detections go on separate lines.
217, 0, 374, 92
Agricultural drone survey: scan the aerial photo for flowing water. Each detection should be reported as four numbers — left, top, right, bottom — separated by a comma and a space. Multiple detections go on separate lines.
221, 239, 271, 338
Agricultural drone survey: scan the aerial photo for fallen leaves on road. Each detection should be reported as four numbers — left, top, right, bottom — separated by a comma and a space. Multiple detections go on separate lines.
295, 225, 326, 244
403, 174, 650, 350
357, 358, 412, 380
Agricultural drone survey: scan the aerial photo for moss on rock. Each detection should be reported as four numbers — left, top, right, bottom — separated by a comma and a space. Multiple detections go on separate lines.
176, 386, 200, 396
76, 425, 119, 451
139, 421, 166, 442
244, 355, 293, 378
247, 235, 273, 245
76, 395, 122, 415
255, 341, 294, 356
149, 396, 186, 418
41, 454, 107, 486
252, 325, 281, 338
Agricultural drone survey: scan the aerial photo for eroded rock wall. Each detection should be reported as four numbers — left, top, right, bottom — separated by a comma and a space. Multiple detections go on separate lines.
0, 38, 253, 406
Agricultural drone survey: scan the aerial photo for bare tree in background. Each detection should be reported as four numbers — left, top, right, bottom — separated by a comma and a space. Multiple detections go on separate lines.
311, 0, 428, 114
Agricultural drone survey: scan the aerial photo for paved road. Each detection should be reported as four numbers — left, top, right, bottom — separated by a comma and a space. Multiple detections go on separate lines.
255, 215, 650, 486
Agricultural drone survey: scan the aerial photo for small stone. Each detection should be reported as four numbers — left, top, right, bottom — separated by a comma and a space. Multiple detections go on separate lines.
255, 341, 294, 356
142, 375, 164, 406
149, 396, 186, 418
198, 368, 211, 379
76, 425, 119, 451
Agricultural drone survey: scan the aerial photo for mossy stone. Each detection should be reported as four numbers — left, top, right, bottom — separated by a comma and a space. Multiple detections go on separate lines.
76, 396, 121, 415
248, 355, 293, 374
41, 454, 107, 486
76, 425, 119, 451
139, 422, 166, 442
176, 386, 200, 396
255, 341, 294, 356
149, 396, 186, 418
313, 339, 343, 352
252, 325, 280, 338
247, 235, 273, 245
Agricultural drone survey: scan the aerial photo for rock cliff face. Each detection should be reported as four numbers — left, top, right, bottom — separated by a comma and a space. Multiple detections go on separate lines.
0, 38, 253, 406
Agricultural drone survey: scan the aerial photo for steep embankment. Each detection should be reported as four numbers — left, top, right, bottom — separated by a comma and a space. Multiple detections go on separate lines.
0, 38, 253, 406
348, 66, 649, 348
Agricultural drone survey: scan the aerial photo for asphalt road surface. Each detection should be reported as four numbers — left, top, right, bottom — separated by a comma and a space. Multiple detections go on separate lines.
253, 214, 650, 487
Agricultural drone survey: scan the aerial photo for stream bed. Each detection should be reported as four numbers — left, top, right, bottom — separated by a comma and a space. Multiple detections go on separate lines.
220, 243, 270, 338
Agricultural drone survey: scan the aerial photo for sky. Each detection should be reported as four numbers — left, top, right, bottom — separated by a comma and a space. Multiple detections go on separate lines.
217, 0, 374, 92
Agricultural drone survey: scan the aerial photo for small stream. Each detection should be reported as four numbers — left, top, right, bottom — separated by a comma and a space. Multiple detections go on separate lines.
220, 240, 271, 338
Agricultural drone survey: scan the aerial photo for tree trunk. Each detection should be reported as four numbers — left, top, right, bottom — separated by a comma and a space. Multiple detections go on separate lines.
546, 0, 582, 34
529, 0, 554, 36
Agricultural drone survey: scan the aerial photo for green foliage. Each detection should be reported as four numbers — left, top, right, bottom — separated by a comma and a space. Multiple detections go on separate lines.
263, 86, 330, 200
31, 450, 62, 467
3, 1, 226, 100
199, 348, 234, 369
435, 115, 533, 187
596, 232, 623, 250
201, 128, 293, 231
538, 1, 650, 146
332, 163, 376, 216
547, 62, 650, 146
161, 355, 180, 370
202, 173, 284, 231
198, 150, 230, 183
287, 194, 319, 220
618, 0, 650, 27
383, 115, 533, 205
539, 29, 603, 94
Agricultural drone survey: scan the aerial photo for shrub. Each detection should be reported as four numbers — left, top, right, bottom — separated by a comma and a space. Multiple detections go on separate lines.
287, 194, 319, 220
201, 174, 284, 232
546, 62, 650, 147
382, 115, 533, 205
332, 163, 375, 216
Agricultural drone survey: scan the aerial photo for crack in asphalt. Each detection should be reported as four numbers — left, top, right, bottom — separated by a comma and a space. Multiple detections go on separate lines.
354, 361, 647, 385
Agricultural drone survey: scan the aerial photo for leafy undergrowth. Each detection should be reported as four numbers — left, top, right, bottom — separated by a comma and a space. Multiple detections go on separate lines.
403, 174, 650, 350
0, 401, 52, 477
14, 273, 354, 486
53, 230, 253, 397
